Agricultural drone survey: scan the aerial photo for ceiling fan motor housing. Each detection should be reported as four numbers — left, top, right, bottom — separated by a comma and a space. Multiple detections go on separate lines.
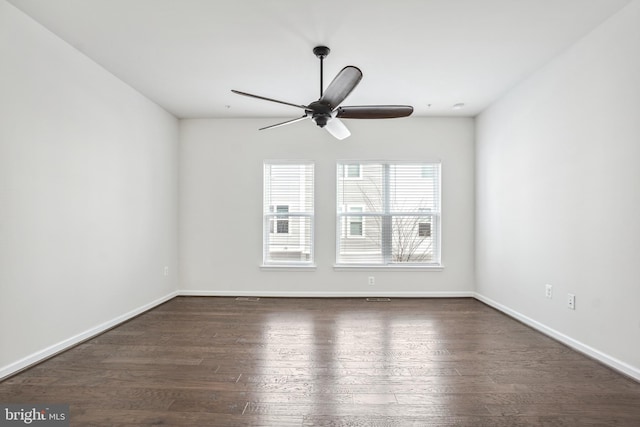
307, 101, 332, 128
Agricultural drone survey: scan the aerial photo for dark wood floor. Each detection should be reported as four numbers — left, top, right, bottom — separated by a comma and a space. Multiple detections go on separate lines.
2, 297, 640, 426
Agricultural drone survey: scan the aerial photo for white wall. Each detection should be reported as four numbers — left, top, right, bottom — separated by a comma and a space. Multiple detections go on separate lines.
179, 117, 475, 296
476, 0, 640, 377
0, 1, 179, 376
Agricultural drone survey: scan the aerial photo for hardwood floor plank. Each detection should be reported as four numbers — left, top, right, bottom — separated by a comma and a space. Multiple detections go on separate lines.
302, 414, 640, 426
2, 296, 640, 426
484, 402, 640, 418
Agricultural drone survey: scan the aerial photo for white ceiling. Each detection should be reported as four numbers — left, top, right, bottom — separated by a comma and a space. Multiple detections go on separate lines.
7, 0, 631, 119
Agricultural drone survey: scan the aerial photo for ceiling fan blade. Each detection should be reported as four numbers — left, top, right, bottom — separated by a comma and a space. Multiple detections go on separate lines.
324, 118, 351, 140
231, 90, 308, 110
259, 115, 309, 131
336, 105, 414, 119
320, 66, 363, 109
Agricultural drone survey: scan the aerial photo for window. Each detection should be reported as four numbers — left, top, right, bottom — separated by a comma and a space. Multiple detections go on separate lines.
418, 221, 431, 238
417, 207, 432, 238
263, 162, 314, 266
339, 164, 362, 179
269, 205, 289, 234
339, 205, 365, 238
336, 162, 441, 266
348, 206, 364, 237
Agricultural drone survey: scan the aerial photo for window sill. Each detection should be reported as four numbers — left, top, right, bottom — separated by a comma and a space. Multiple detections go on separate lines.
260, 264, 317, 271
333, 264, 444, 271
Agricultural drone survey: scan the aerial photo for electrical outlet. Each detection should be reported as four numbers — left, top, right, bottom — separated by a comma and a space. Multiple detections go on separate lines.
567, 293, 575, 310
164, 266, 169, 277
545, 284, 553, 299
368, 276, 375, 286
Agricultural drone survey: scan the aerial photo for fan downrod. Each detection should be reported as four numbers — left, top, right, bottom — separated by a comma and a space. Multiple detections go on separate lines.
314, 46, 330, 98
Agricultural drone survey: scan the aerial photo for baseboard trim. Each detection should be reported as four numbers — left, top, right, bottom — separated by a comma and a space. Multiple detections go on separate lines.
474, 292, 640, 382
0, 291, 178, 381
178, 290, 476, 298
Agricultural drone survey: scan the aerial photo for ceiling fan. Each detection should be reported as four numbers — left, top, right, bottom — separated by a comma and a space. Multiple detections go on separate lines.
231, 46, 413, 140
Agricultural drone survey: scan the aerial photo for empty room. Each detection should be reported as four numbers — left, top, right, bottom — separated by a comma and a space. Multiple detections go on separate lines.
1, 0, 640, 425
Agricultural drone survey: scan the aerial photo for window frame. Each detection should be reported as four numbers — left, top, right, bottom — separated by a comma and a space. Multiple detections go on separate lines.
335, 161, 442, 270
262, 161, 315, 269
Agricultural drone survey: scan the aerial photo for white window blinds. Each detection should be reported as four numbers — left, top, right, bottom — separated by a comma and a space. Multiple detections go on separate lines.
336, 162, 441, 266
263, 162, 314, 265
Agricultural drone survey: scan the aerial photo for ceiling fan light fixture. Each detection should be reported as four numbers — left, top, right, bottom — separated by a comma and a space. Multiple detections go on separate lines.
313, 114, 329, 128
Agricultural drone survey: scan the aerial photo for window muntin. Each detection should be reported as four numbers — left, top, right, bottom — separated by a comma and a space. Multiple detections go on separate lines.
263, 162, 314, 265
336, 162, 441, 266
